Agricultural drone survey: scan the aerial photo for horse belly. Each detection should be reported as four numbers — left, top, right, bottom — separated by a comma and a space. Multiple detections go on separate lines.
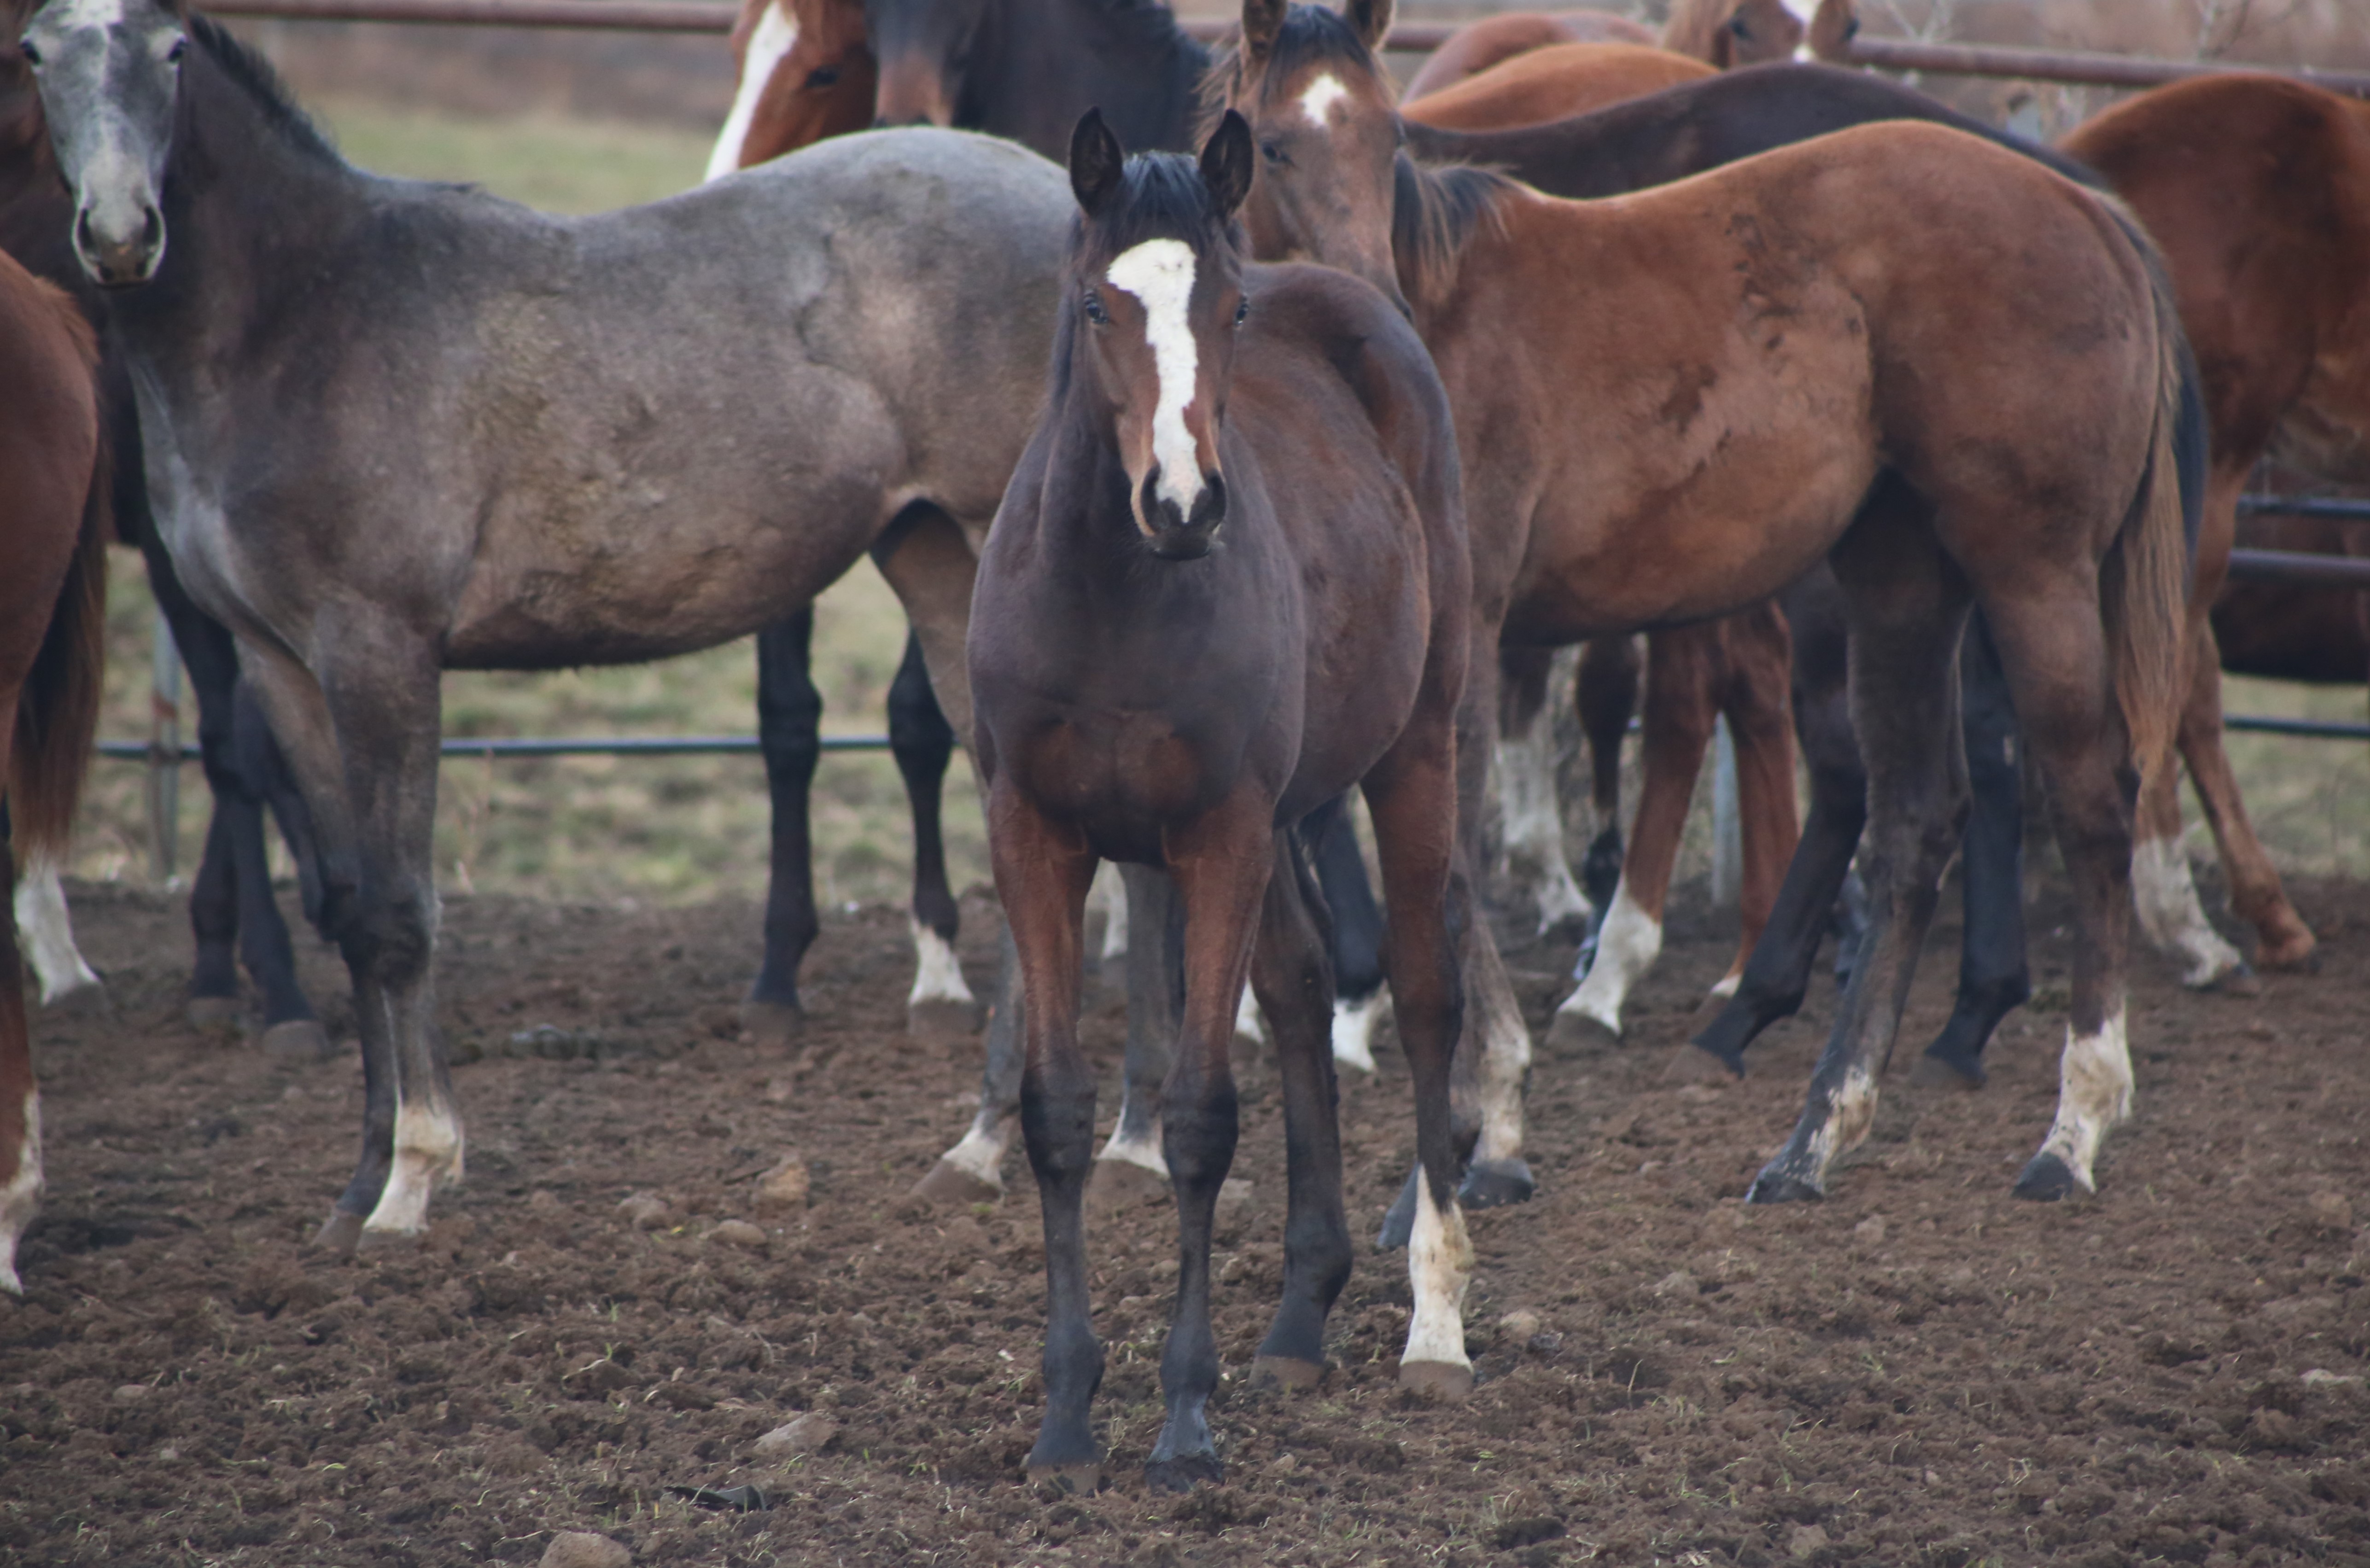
1011, 711, 1260, 863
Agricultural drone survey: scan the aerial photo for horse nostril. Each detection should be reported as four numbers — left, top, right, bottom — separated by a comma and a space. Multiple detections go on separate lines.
74, 207, 95, 256
140, 208, 161, 248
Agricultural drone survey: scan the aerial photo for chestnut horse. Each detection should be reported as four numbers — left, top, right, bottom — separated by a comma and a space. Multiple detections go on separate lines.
1404, 0, 1832, 100
2059, 74, 2365, 984
1213, 0, 2194, 1205
975, 109, 1474, 1487
0, 247, 107, 1294
706, 0, 874, 181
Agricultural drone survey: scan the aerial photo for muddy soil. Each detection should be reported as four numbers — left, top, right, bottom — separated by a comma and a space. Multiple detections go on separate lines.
4, 870, 2367, 1566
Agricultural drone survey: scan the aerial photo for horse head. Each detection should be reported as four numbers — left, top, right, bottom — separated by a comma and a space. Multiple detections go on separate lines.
1209, 0, 1405, 314
1064, 107, 1253, 561
18, 0, 183, 287
707, 0, 876, 178
866, 0, 984, 128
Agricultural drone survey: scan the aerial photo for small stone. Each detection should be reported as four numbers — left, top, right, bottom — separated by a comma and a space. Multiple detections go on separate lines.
1270, 1451, 1299, 1474
1854, 1215, 1888, 1245
2306, 1190, 2353, 1233
1787, 1522, 1829, 1558
1498, 1309, 1542, 1343
565, 1357, 637, 1394
755, 1160, 811, 1211
2302, 1368, 2363, 1387
1652, 1270, 1698, 1298
541, 1531, 631, 1568
616, 1193, 674, 1231
156, 1446, 180, 1461
527, 1189, 562, 1213
111, 1384, 149, 1404
753, 1411, 839, 1457
707, 1220, 768, 1249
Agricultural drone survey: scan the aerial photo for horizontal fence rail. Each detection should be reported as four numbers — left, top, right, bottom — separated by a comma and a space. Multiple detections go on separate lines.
99, 734, 892, 762
2237, 494, 2370, 523
202, 0, 1457, 46
1821, 34, 2370, 97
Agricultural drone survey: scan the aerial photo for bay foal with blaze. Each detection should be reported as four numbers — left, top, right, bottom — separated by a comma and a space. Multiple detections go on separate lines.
971, 111, 1475, 1489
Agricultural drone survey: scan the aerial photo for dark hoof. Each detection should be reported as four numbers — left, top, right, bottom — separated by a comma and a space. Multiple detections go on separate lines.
1251, 1355, 1325, 1391
1458, 1158, 1535, 1210
1544, 1006, 1617, 1055
261, 1019, 333, 1063
1910, 1049, 1986, 1090
1144, 1452, 1223, 1494
186, 995, 240, 1032
907, 997, 985, 1046
1375, 1166, 1420, 1251
310, 1208, 365, 1255
739, 999, 805, 1050
2012, 1152, 2082, 1202
1026, 1460, 1107, 1495
2258, 933, 2317, 973
1744, 1168, 1823, 1205
913, 1156, 1002, 1207
1086, 1155, 1170, 1213
1667, 1041, 1745, 1084
2206, 963, 2261, 997
1397, 1358, 1475, 1401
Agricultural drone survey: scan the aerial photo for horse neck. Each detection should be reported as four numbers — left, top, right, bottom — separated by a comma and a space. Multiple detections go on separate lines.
118, 51, 374, 351
978, 0, 1208, 154
0, 117, 86, 301
1401, 100, 1671, 203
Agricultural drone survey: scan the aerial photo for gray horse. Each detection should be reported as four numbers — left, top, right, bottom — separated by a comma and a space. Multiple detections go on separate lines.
21, 0, 1073, 1247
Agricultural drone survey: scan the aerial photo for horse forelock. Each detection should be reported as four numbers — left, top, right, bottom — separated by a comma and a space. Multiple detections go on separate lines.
1078, 151, 1238, 262
1193, 3, 1392, 146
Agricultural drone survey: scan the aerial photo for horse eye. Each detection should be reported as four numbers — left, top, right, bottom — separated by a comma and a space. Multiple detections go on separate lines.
1082, 291, 1109, 326
1234, 299, 1249, 326
1260, 141, 1286, 166
1727, 14, 1751, 35
166, 35, 187, 62
17, 38, 40, 65
806, 65, 839, 88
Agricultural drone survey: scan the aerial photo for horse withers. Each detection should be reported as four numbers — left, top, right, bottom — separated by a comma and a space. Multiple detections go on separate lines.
971, 110, 1476, 1489
0, 246, 107, 1294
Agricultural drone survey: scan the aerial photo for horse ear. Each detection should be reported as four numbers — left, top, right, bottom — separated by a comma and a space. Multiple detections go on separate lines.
1069, 109, 1125, 217
1242, 0, 1285, 60
1201, 110, 1255, 222
1346, 0, 1393, 53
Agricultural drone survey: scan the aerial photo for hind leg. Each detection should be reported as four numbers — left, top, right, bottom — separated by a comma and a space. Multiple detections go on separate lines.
1090, 865, 1176, 1204
1495, 643, 1589, 936
1751, 495, 1969, 1203
747, 611, 823, 1044
2165, 621, 2314, 973
1306, 799, 1389, 1074
1575, 634, 1639, 916
0, 838, 41, 1295
1248, 828, 1351, 1387
14, 857, 98, 1008
890, 630, 981, 1039
1715, 602, 1800, 1000
1919, 611, 2030, 1086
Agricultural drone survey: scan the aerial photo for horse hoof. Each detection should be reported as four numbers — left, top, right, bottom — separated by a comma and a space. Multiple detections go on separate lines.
310, 1209, 365, 1255
913, 1156, 1002, 1207
739, 1000, 805, 1050
1744, 1168, 1823, 1205
1397, 1358, 1475, 1402
907, 997, 984, 1046
1025, 1460, 1106, 1495
261, 1019, 332, 1063
2257, 928, 2317, 973
1544, 1006, 1617, 1055
186, 995, 240, 1032
1087, 1155, 1170, 1213
1666, 1042, 1745, 1084
356, 1224, 427, 1253
1458, 1158, 1535, 1210
1251, 1355, 1325, 1390
1910, 1049, 1985, 1090
1144, 1452, 1223, 1493
2012, 1152, 2082, 1202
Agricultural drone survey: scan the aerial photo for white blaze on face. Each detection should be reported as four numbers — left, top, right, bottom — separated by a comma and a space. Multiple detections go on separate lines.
1780, 0, 1820, 60
1299, 71, 1352, 128
1559, 876, 1662, 1036
704, 0, 801, 182
1103, 237, 1205, 517
2034, 1008, 2135, 1192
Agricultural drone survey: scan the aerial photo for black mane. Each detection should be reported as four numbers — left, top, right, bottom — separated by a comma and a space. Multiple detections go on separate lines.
189, 14, 342, 166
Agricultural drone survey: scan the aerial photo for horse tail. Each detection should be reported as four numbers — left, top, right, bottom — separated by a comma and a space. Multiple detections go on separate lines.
9, 297, 110, 867
2100, 237, 2196, 801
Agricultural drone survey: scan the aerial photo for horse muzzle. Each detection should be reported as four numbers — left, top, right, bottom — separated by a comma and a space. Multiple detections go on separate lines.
75, 201, 163, 289
1140, 471, 1226, 561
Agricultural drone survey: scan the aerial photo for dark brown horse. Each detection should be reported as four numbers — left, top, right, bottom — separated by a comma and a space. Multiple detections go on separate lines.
1213, 0, 2194, 1204
971, 110, 1475, 1486
2060, 74, 2369, 985
0, 245, 107, 1294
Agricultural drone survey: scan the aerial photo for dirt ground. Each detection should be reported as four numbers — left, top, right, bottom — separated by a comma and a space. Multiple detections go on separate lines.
3, 867, 2367, 1567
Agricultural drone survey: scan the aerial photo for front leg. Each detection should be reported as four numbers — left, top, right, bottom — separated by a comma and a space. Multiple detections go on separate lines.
747, 610, 823, 1045
1147, 792, 1276, 1492
986, 791, 1101, 1490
